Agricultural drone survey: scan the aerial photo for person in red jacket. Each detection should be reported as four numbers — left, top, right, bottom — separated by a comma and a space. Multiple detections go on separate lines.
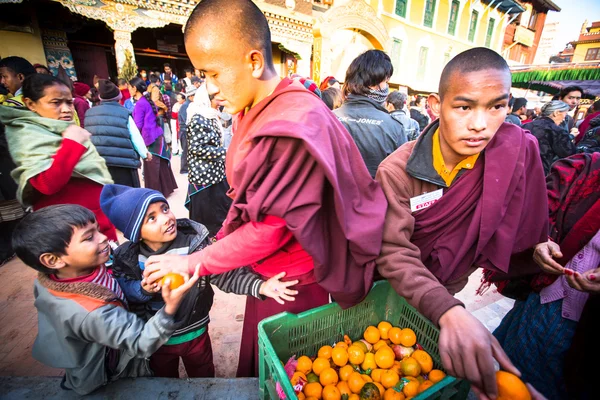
141, 0, 387, 377
15, 74, 116, 240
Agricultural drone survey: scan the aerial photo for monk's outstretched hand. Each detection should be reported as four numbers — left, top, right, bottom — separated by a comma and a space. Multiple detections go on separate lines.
533, 241, 564, 275
258, 272, 299, 304
143, 254, 190, 285
438, 306, 520, 400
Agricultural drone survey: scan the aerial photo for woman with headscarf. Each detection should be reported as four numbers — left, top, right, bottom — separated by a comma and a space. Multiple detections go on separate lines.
184, 83, 232, 236
128, 77, 177, 197
494, 153, 600, 400
523, 100, 576, 175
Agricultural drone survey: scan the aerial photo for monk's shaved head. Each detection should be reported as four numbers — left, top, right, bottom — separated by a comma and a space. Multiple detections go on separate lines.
439, 47, 510, 100
184, 0, 274, 69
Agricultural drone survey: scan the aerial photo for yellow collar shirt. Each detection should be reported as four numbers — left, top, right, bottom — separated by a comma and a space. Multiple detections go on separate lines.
432, 129, 480, 187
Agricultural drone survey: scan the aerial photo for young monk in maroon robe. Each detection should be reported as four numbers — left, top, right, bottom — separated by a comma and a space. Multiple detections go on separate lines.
142, 0, 387, 377
376, 48, 549, 399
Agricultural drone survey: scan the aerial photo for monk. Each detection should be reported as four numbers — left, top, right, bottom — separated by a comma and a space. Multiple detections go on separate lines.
376, 48, 549, 399
142, 0, 386, 377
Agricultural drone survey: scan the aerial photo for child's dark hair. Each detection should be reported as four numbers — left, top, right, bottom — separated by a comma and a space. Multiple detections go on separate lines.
0, 56, 36, 77
342, 50, 393, 97
12, 205, 96, 274
129, 76, 161, 126
22, 74, 70, 102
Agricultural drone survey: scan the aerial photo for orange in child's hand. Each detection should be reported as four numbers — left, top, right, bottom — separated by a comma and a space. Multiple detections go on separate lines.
318, 345, 333, 360
312, 357, 331, 376
378, 321, 393, 340
398, 328, 417, 347
496, 371, 531, 400
364, 326, 381, 344
331, 347, 349, 367
339, 365, 355, 382
320, 368, 339, 386
160, 272, 185, 289
297, 356, 313, 375
375, 346, 396, 369
348, 372, 366, 394
304, 382, 323, 399
388, 327, 403, 345
384, 388, 405, 400
428, 369, 446, 383
412, 350, 433, 373
322, 384, 341, 400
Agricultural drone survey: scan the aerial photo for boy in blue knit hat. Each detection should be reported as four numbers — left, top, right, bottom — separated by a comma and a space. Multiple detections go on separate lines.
100, 184, 298, 378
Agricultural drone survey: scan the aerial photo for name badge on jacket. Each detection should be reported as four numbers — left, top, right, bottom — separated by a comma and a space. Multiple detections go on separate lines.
410, 189, 443, 213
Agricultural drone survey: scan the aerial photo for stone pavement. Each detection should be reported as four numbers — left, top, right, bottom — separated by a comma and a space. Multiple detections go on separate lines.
0, 154, 516, 381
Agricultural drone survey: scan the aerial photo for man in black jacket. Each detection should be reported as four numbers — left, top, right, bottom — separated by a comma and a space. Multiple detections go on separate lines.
334, 50, 406, 177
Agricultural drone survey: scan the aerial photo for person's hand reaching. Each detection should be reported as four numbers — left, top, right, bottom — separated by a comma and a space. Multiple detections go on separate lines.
258, 272, 299, 305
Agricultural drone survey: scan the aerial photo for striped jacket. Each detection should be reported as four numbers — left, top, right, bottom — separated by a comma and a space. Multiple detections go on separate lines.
112, 218, 264, 341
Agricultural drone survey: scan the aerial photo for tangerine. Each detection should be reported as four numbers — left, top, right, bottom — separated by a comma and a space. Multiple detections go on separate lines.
313, 357, 331, 376
381, 370, 400, 389
337, 381, 351, 396
373, 340, 389, 352
412, 350, 433, 373
390, 361, 402, 375
364, 326, 381, 344
320, 368, 339, 386
307, 372, 320, 383
331, 347, 349, 367
418, 380, 435, 393
375, 346, 396, 369
348, 395, 360, 400
384, 387, 406, 400
370, 368, 385, 383
402, 380, 420, 397
348, 345, 366, 365
352, 341, 369, 354
348, 372, 366, 394
399, 328, 417, 347
297, 392, 306, 400
400, 357, 422, 377
496, 371, 531, 400
388, 327, 403, 345
291, 371, 307, 386
322, 384, 341, 400
335, 341, 349, 350
374, 382, 385, 396
361, 374, 373, 383
378, 321, 393, 340
297, 356, 313, 375
160, 272, 185, 289
339, 365, 355, 381
428, 369, 446, 384
318, 345, 333, 360
303, 382, 323, 399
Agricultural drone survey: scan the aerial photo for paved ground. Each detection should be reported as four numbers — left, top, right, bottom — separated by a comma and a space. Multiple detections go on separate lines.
0, 155, 515, 380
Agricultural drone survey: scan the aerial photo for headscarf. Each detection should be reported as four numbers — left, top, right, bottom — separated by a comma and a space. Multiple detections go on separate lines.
186, 82, 221, 124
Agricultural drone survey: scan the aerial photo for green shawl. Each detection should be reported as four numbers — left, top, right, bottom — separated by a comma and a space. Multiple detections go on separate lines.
0, 107, 113, 207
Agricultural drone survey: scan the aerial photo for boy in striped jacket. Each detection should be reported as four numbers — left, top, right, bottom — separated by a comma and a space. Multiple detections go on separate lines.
100, 184, 297, 378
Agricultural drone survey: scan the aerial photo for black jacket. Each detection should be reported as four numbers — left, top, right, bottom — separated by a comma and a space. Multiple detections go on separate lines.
334, 95, 406, 177
113, 219, 264, 339
524, 117, 576, 175
576, 115, 600, 154
410, 108, 430, 131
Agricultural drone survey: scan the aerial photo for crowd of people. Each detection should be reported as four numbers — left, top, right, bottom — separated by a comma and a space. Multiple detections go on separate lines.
0, 0, 598, 399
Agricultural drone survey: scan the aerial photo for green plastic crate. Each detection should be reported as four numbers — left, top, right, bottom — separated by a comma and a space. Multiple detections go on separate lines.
258, 280, 471, 400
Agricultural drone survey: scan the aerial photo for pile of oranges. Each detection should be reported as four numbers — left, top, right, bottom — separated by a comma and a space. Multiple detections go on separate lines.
288, 321, 447, 400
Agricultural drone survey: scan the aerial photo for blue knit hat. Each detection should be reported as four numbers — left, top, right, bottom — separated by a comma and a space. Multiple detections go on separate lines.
100, 184, 167, 243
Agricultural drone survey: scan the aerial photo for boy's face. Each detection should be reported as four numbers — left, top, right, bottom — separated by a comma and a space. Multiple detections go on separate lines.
0, 67, 24, 95
140, 202, 177, 249
42, 222, 110, 274
433, 68, 510, 160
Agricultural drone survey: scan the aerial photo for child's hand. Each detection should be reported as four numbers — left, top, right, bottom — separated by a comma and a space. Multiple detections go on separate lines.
259, 272, 299, 305
142, 280, 161, 294
162, 266, 200, 316
565, 267, 600, 294
143, 254, 190, 285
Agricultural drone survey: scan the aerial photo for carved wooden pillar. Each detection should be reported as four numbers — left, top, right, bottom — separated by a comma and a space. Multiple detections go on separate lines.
114, 29, 136, 75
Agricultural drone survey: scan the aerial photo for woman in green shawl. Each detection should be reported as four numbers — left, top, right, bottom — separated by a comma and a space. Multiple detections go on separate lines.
0, 74, 116, 241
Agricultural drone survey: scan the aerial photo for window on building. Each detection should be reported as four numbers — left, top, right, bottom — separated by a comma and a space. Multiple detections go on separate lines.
417, 46, 428, 81
468, 10, 479, 42
391, 39, 403, 73
448, 0, 460, 35
585, 47, 600, 61
424, 0, 437, 28
485, 18, 495, 47
395, 0, 407, 18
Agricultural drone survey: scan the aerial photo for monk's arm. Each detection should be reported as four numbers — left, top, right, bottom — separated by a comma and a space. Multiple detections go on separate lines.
187, 216, 294, 275
375, 164, 463, 326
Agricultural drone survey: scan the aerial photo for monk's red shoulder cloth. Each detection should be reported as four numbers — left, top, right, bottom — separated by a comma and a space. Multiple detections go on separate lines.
223, 78, 387, 309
